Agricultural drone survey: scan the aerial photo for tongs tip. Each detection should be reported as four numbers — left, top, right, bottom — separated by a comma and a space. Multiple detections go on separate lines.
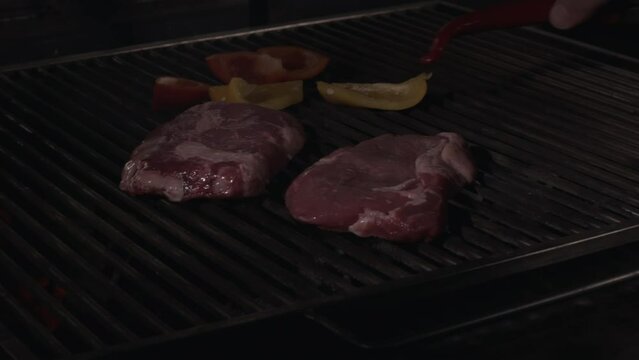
419, 0, 557, 71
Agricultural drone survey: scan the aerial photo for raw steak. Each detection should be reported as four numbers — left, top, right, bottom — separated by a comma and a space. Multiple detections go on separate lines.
120, 102, 305, 201
285, 133, 475, 242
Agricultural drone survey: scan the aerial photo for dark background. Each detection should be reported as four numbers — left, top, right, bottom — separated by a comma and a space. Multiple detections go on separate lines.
1, 0, 636, 67
1, 0, 416, 66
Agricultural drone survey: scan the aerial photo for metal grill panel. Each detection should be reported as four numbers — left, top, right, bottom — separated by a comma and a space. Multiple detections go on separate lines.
1, 2, 639, 358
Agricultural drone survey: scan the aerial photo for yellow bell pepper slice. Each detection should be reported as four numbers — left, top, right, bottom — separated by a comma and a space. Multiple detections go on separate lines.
209, 84, 229, 102
316, 73, 429, 110
209, 77, 303, 110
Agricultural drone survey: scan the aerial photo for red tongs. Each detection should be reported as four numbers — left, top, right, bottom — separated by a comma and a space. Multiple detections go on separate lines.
420, 0, 636, 71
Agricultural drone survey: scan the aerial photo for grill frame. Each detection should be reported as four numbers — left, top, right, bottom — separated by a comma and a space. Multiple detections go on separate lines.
88, 221, 639, 358
2, 1, 639, 358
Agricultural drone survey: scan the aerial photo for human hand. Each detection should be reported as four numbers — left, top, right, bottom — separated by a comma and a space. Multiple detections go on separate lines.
549, 0, 610, 29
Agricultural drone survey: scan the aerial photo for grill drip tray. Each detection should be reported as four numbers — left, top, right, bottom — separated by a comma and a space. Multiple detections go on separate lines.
2, 2, 639, 359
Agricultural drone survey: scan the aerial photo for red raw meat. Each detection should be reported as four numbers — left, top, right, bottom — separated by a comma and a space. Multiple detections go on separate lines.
285, 133, 475, 242
121, 102, 305, 201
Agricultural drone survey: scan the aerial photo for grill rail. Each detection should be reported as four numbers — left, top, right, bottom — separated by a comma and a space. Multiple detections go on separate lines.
2, 2, 639, 358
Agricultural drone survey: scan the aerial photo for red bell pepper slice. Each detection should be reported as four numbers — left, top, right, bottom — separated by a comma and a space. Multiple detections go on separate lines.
152, 76, 211, 111
257, 46, 329, 81
206, 51, 287, 84
206, 46, 329, 84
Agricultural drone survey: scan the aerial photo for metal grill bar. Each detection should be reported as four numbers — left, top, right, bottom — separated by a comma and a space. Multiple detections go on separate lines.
395, 13, 639, 138
135, 0, 636, 278
0, 199, 139, 343
240, 31, 567, 241
5, 71, 297, 310
0, 163, 174, 336
359, 13, 639, 145
68, 55, 370, 296
407, 8, 639, 84
0, 244, 104, 350
42, 67, 310, 303
90, 50, 424, 284
0, 144, 190, 333
80, 42, 462, 280
2, 2, 639, 358
0, 282, 69, 358
398, 19, 636, 174
0, 320, 39, 360
302, 14, 639, 211
2, 207, 170, 339
0, 75, 320, 306
185, 40, 491, 266
290, 16, 639, 197
0, 108, 220, 327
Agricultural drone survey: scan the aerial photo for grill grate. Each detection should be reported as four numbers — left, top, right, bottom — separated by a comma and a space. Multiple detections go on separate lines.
2, 2, 639, 358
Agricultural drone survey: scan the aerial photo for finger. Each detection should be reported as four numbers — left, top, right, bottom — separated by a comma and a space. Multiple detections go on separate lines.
549, 0, 609, 29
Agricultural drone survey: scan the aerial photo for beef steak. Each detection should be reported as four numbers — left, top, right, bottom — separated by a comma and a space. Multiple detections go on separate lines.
285, 133, 475, 242
120, 101, 305, 201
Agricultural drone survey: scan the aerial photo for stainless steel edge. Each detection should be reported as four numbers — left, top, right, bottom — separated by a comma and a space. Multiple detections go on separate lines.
4, 0, 639, 73
0, 1, 439, 73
